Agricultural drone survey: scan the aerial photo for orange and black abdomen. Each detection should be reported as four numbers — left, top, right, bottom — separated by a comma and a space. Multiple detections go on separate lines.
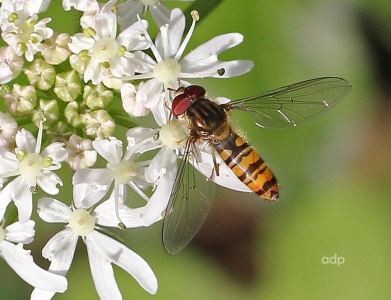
212, 128, 279, 201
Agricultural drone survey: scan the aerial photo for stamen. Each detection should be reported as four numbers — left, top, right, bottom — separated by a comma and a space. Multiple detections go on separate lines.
8, 13, 18, 22
29, 185, 38, 193
83, 27, 96, 38
136, 14, 162, 62
174, 10, 199, 60
35, 119, 44, 153
0, 85, 10, 94
0, 227, 4, 243
113, 184, 125, 229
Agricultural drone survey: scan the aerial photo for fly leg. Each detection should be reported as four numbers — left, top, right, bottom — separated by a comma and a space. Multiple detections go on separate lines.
212, 150, 220, 177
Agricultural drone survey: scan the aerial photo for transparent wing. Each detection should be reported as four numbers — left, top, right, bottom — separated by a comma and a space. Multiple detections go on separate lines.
163, 138, 215, 255
227, 77, 352, 128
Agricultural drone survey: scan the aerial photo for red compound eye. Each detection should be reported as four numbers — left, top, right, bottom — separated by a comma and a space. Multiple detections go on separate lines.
184, 85, 206, 101
172, 93, 192, 117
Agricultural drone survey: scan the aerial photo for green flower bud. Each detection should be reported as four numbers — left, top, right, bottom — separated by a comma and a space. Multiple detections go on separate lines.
65, 101, 85, 128
31, 98, 59, 128
46, 121, 74, 143
42, 33, 72, 65
24, 58, 56, 90
84, 110, 115, 139
4, 84, 36, 116
84, 84, 113, 110
54, 70, 81, 102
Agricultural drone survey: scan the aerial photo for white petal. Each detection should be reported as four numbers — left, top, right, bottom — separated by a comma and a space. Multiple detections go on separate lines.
31, 229, 78, 300
150, 3, 171, 28
88, 231, 158, 295
0, 149, 18, 177
41, 142, 68, 163
126, 127, 161, 155
30, 288, 56, 300
68, 33, 94, 53
142, 149, 177, 225
0, 178, 17, 221
181, 60, 254, 78
84, 59, 104, 84
117, 20, 150, 51
1, 242, 67, 292
86, 233, 122, 300
72, 169, 113, 206
117, 1, 143, 29
41, 228, 78, 263
156, 8, 184, 58
0, 62, 14, 84
121, 83, 149, 117
94, 196, 145, 228
138, 79, 164, 109
10, 177, 33, 224
144, 147, 175, 183
37, 171, 63, 194
150, 92, 169, 126
92, 138, 123, 163
5, 220, 35, 244
15, 129, 36, 153
133, 51, 156, 73
72, 183, 92, 208
37, 197, 71, 223
93, 0, 117, 38
184, 33, 244, 59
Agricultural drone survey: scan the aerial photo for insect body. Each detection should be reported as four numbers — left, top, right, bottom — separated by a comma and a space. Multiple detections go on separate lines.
177, 87, 279, 200
163, 77, 351, 255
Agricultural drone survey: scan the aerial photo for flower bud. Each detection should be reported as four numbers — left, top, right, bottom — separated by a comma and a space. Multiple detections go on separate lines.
65, 101, 85, 128
24, 58, 56, 90
32, 99, 60, 128
0, 46, 23, 84
46, 121, 74, 143
54, 70, 82, 102
42, 33, 72, 65
0, 111, 17, 149
84, 110, 115, 139
66, 134, 97, 170
84, 84, 113, 110
4, 84, 36, 116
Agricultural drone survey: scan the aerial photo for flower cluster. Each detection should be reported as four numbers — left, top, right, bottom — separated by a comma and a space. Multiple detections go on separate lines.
0, 0, 253, 299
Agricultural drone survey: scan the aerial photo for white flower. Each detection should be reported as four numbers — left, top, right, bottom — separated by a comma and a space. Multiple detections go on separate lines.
0, 0, 54, 62
0, 122, 68, 223
125, 8, 254, 122
68, 0, 150, 85
0, 220, 68, 293
117, 0, 195, 28
120, 81, 160, 117
31, 189, 158, 300
0, 111, 18, 149
0, 46, 24, 84
62, 0, 99, 12
72, 136, 151, 227
126, 126, 179, 225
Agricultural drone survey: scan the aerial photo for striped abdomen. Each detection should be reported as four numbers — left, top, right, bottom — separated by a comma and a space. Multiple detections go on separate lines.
212, 128, 279, 201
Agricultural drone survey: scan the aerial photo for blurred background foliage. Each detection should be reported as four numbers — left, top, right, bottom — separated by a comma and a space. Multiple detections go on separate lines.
1, 0, 391, 299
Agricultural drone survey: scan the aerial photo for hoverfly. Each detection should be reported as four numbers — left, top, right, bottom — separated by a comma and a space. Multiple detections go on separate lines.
163, 77, 351, 255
